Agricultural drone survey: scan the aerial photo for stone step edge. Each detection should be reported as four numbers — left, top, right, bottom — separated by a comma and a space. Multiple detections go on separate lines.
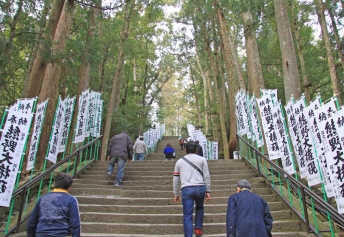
81, 220, 298, 225
80, 233, 306, 237
75, 196, 278, 201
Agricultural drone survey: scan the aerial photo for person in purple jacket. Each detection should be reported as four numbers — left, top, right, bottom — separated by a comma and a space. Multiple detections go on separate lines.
27, 173, 80, 237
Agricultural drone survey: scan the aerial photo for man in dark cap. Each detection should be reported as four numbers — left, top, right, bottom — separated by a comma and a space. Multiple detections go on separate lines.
226, 179, 273, 237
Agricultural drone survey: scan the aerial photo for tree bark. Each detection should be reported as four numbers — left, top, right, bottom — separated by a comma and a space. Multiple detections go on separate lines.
35, 0, 76, 170
100, 0, 134, 161
24, 0, 65, 98
326, 0, 344, 70
291, 1, 312, 103
316, 0, 342, 104
0, 0, 23, 94
215, 2, 239, 159
274, 0, 302, 102
242, 11, 265, 97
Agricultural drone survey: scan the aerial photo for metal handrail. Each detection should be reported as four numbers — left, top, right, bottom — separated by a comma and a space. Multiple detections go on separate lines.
3, 136, 102, 237
237, 134, 344, 235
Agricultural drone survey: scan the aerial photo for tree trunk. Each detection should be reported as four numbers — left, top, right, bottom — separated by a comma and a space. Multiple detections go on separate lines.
326, 0, 344, 70
190, 67, 202, 126
35, 0, 76, 170
215, 2, 239, 159
195, 52, 210, 135
100, 0, 134, 161
274, 0, 302, 102
291, 0, 312, 103
67, 1, 100, 153
24, 0, 65, 98
242, 11, 265, 97
316, 0, 342, 104
0, 0, 23, 93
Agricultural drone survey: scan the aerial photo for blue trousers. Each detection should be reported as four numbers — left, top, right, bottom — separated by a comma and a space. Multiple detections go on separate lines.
107, 156, 126, 183
134, 153, 145, 160
181, 185, 206, 237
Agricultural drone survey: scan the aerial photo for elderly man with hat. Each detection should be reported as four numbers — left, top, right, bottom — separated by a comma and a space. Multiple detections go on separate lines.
226, 179, 273, 237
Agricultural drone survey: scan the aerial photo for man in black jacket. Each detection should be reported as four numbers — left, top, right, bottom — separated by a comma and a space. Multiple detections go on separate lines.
106, 131, 133, 186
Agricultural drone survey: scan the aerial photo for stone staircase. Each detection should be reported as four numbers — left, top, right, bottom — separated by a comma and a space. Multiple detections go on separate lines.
71, 136, 314, 236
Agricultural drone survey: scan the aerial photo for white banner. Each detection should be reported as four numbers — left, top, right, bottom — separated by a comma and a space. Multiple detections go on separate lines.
26, 101, 48, 171
201, 140, 208, 160
257, 95, 281, 160
250, 97, 264, 148
8, 100, 19, 111
235, 92, 249, 136
313, 99, 337, 198
211, 142, 218, 160
58, 97, 75, 153
272, 103, 295, 174
74, 89, 89, 143
302, 98, 322, 186
46, 97, 65, 163
0, 111, 33, 207
325, 107, 344, 213
18, 98, 36, 114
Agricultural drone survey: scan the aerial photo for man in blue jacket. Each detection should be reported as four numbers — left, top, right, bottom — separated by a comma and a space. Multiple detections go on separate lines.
226, 179, 273, 237
27, 173, 80, 237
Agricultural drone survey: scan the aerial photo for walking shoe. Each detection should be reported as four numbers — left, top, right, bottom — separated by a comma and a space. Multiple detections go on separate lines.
195, 228, 203, 237
115, 182, 122, 186
106, 172, 111, 176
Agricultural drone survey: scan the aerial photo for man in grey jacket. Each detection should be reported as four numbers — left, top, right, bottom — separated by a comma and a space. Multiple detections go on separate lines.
106, 131, 133, 186
173, 141, 211, 237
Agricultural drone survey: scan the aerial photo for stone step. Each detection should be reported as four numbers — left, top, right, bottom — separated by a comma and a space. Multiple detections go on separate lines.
70, 187, 272, 197
73, 177, 266, 186
75, 196, 282, 207
79, 233, 312, 237
80, 221, 302, 234
77, 173, 258, 180
80, 210, 294, 224
81, 168, 256, 176
71, 183, 268, 191
78, 201, 281, 214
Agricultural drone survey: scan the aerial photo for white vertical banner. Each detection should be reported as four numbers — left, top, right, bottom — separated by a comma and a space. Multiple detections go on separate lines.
46, 97, 65, 164
235, 92, 249, 136
271, 102, 295, 175
211, 142, 218, 160
257, 95, 281, 160
201, 140, 208, 160
18, 98, 36, 114
26, 101, 48, 171
302, 98, 322, 186
261, 89, 278, 103
58, 97, 75, 153
74, 89, 89, 143
0, 111, 33, 207
94, 99, 103, 138
285, 97, 307, 178
250, 96, 264, 148
313, 99, 337, 198
323, 107, 344, 213
84, 91, 91, 138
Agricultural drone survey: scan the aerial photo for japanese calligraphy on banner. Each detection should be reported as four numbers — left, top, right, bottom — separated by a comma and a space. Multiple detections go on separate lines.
74, 89, 89, 143
18, 98, 36, 114
92, 98, 103, 138
301, 98, 322, 186
313, 99, 337, 197
235, 92, 249, 136
58, 97, 75, 153
26, 101, 48, 171
331, 108, 344, 212
0, 111, 32, 207
257, 95, 281, 160
261, 89, 278, 103
211, 142, 218, 160
46, 97, 65, 164
285, 97, 307, 178
201, 140, 208, 160
89, 92, 101, 137
250, 96, 264, 148
271, 102, 295, 174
